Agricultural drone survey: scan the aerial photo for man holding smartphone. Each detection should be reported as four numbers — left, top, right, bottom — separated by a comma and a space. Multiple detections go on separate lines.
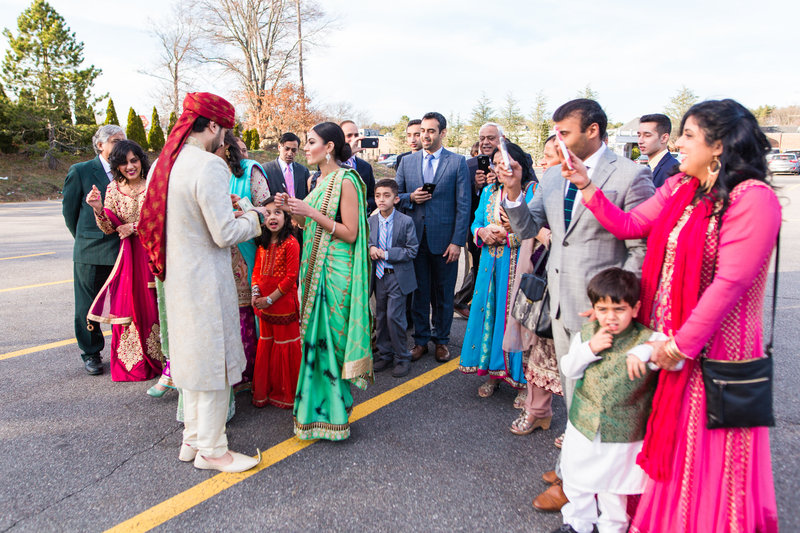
396, 112, 470, 363
340, 120, 377, 213
453, 122, 505, 318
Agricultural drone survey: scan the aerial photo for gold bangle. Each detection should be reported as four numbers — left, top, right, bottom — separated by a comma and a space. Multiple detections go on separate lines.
665, 337, 687, 360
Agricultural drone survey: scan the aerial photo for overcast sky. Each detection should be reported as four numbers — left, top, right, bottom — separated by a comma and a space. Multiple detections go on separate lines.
2, 0, 799, 127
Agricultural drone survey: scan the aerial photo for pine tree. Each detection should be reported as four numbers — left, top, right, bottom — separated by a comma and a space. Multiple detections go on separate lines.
242, 128, 252, 149
126, 107, 149, 150
148, 106, 165, 153
105, 98, 119, 125
2, 0, 101, 129
167, 111, 177, 135
468, 92, 495, 138
233, 123, 242, 138
500, 92, 525, 143
249, 128, 260, 151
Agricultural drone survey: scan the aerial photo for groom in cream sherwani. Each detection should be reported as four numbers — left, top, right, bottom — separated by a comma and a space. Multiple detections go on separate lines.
139, 92, 266, 473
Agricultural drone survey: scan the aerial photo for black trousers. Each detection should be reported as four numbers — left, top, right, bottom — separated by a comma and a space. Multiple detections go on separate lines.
73, 262, 113, 360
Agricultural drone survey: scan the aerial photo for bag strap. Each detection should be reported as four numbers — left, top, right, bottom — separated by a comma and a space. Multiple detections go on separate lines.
765, 230, 780, 358
532, 246, 549, 273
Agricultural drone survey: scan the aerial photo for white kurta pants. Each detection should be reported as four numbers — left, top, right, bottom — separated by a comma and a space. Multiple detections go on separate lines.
561, 487, 628, 533
182, 386, 231, 458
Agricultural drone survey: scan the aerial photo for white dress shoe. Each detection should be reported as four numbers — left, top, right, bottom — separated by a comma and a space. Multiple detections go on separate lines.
179, 444, 198, 462
193, 450, 261, 473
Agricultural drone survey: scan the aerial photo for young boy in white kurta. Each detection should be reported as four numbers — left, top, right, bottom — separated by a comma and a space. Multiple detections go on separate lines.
557, 268, 667, 533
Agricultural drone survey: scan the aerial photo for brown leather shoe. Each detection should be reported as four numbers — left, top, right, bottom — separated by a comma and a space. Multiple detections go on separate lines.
454, 305, 470, 319
410, 344, 428, 361
434, 344, 451, 362
542, 470, 560, 485
532, 482, 568, 512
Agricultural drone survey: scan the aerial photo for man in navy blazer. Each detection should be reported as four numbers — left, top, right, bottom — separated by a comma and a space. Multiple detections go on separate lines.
263, 132, 310, 200
637, 113, 679, 188
396, 112, 470, 363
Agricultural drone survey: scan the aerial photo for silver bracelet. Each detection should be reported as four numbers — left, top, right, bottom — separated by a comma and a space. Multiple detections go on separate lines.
331, 221, 337, 235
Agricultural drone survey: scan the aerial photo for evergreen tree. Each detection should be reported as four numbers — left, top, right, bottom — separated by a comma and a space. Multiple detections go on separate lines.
105, 98, 119, 125
148, 106, 165, 153
575, 84, 599, 101
468, 92, 495, 138
233, 122, 242, 138
528, 91, 551, 160
126, 107, 149, 150
249, 128, 260, 150
167, 110, 177, 135
2, 0, 101, 128
242, 128, 252, 149
664, 86, 699, 129
500, 92, 525, 143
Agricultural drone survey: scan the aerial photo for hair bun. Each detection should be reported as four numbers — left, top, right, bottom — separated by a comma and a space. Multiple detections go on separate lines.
339, 143, 352, 162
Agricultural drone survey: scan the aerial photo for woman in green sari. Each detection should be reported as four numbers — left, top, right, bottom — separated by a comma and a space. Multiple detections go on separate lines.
276, 122, 372, 441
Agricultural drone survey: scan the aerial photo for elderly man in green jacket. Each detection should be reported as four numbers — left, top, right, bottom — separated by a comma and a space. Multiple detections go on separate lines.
62, 125, 125, 375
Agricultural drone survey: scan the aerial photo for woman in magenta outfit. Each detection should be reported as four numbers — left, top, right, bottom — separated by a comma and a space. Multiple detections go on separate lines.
86, 140, 164, 381
560, 99, 779, 532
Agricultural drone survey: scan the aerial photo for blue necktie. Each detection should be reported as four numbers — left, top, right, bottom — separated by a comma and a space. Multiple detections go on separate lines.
423, 154, 434, 184
376, 220, 389, 279
564, 182, 578, 231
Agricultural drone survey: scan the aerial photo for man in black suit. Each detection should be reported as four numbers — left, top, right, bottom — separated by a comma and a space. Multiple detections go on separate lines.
637, 113, 679, 188
395, 119, 422, 171
263, 132, 310, 200
340, 120, 377, 213
62, 125, 125, 375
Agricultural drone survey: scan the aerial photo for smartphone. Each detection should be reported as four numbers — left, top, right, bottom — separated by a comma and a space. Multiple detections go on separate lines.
554, 127, 574, 170
421, 183, 436, 194
477, 155, 491, 173
236, 197, 254, 212
360, 137, 379, 149
498, 137, 512, 169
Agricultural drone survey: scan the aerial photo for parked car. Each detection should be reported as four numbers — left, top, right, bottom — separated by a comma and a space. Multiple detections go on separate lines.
767, 153, 800, 174
670, 151, 685, 163
377, 153, 395, 162
635, 154, 649, 165
379, 154, 398, 168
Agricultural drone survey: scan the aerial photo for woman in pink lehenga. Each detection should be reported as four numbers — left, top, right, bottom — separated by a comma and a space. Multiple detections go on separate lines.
86, 140, 164, 382
563, 99, 779, 532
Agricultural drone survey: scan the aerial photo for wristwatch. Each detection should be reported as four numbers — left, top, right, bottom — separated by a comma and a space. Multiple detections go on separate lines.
265, 296, 273, 306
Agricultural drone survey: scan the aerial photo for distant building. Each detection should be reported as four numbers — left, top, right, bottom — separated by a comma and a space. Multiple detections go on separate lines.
761, 125, 800, 152
607, 118, 640, 158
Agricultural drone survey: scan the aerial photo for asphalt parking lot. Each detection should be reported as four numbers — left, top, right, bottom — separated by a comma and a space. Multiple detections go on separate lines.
1, 177, 799, 532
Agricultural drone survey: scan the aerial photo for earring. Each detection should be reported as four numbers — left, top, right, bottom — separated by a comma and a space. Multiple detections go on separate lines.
703, 156, 721, 192
325, 153, 331, 163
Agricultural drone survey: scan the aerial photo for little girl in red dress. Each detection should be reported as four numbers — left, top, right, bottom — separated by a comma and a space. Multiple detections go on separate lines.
251, 196, 301, 408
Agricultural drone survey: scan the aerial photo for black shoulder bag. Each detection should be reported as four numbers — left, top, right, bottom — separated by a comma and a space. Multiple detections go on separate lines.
701, 232, 778, 429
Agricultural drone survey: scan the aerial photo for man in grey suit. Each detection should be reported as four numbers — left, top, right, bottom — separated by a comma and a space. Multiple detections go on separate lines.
502, 99, 654, 511
263, 132, 310, 200
62, 124, 125, 375
396, 111, 470, 363
369, 179, 419, 377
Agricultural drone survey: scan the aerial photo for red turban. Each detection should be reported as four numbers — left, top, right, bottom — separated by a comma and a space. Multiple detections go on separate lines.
138, 92, 236, 280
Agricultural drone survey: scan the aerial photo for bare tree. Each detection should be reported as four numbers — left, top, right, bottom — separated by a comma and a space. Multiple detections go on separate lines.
197, 0, 329, 124
295, 0, 304, 101
145, 0, 201, 118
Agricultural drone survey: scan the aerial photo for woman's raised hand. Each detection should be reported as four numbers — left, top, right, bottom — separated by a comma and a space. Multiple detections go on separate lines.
286, 196, 311, 218
86, 184, 103, 213
274, 193, 291, 212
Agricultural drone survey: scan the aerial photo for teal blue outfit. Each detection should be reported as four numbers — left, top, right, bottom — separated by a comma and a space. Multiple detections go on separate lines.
458, 182, 536, 388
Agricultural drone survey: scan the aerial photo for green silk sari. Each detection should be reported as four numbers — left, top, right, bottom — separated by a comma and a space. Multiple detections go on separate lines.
293, 168, 373, 441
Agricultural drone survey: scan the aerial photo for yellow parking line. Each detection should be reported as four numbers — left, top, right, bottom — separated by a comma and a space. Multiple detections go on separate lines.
0, 279, 72, 293
0, 252, 55, 261
0, 330, 111, 361
106, 357, 461, 533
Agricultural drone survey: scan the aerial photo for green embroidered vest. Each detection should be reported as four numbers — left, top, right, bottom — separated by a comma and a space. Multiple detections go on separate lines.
569, 320, 657, 443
